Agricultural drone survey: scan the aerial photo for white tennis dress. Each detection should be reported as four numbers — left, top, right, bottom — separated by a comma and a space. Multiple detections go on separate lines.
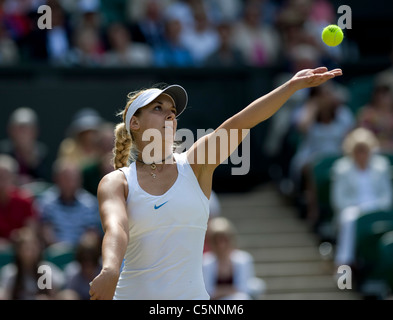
113, 152, 210, 300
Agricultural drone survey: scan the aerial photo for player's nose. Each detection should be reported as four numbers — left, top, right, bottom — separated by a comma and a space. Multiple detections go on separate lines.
166, 111, 175, 121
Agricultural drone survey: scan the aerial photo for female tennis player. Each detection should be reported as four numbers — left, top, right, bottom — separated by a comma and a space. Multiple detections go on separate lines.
89, 67, 342, 300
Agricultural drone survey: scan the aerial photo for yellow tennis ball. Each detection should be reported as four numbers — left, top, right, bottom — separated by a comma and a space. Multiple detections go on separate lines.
321, 24, 344, 47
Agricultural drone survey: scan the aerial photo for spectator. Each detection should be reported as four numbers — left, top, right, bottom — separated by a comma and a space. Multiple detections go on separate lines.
203, 217, 265, 300
73, 0, 102, 32
103, 23, 153, 67
203, 19, 245, 67
153, 16, 194, 67
203, 0, 243, 25
309, 0, 336, 28
275, 0, 321, 64
0, 107, 50, 186
64, 229, 102, 300
0, 22, 19, 65
68, 26, 105, 66
0, 226, 65, 300
128, 0, 167, 47
0, 154, 38, 244
24, 0, 72, 65
45, 1, 72, 66
307, 0, 351, 63
232, 0, 281, 67
180, 6, 219, 66
289, 81, 355, 224
57, 108, 103, 171
356, 73, 393, 154
67, 0, 105, 67
163, 0, 195, 34
37, 158, 101, 247
0, 0, 34, 46
82, 122, 115, 196
126, 0, 172, 26
331, 127, 393, 268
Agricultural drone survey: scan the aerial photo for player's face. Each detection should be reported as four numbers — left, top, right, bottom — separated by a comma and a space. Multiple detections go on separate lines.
136, 93, 178, 138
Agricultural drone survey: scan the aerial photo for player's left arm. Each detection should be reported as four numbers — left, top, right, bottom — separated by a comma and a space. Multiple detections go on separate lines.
188, 67, 342, 175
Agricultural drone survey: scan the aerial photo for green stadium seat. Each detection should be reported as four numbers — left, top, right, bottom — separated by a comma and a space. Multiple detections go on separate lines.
376, 231, 393, 290
355, 210, 393, 282
380, 152, 393, 166
311, 153, 342, 240
379, 152, 393, 185
0, 246, 14, 269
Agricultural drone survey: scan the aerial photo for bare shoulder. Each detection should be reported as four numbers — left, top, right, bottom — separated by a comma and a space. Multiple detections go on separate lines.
97, 170, 129, 231
98, 169, 128, 200
186, 132, 214, 176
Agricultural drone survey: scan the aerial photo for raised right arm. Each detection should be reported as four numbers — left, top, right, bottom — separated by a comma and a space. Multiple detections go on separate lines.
89, 170, 129, 300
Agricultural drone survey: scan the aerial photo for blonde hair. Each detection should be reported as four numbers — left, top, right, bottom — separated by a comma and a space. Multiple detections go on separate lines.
112, 84, 180, 169
207, 217, 237, 245
112, 89, 148, 169
342, 127, 380, 156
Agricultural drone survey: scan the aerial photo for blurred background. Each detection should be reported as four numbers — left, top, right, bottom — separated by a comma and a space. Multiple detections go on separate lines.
0, 0, 393, 300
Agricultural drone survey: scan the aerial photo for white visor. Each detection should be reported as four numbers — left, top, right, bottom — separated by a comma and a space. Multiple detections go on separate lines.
125, 85, 188, 133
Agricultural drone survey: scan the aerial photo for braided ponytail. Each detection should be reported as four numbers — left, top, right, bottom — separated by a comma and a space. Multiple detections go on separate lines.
112, 123, 133, 169
112, 89, 147, 169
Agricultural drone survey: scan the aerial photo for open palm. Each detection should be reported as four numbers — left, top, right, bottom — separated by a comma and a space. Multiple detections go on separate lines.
291, 67, 343, 90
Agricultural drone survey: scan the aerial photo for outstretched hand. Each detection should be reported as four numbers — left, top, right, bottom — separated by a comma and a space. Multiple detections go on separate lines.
290, 67, 342, 91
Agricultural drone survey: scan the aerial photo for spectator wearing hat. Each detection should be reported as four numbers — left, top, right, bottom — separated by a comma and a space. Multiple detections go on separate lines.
0, 107, 51, 186
57, 108, 103, 171
82, 122, 115, 196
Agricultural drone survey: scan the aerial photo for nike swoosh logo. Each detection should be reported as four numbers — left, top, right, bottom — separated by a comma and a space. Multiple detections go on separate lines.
154, 201, 168, 210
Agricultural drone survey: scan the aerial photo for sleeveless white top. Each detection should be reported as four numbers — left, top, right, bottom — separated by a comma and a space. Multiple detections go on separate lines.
113, 152, 210, 300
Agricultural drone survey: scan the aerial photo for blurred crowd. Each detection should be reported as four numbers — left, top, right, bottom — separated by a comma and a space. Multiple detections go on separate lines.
1, 0, 393, 301
0, 0, 353, 68
265, 59, 393, 298
0, 106, 111, 300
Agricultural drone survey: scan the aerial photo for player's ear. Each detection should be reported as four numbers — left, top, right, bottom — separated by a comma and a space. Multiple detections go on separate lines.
130, 115, 140, 131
